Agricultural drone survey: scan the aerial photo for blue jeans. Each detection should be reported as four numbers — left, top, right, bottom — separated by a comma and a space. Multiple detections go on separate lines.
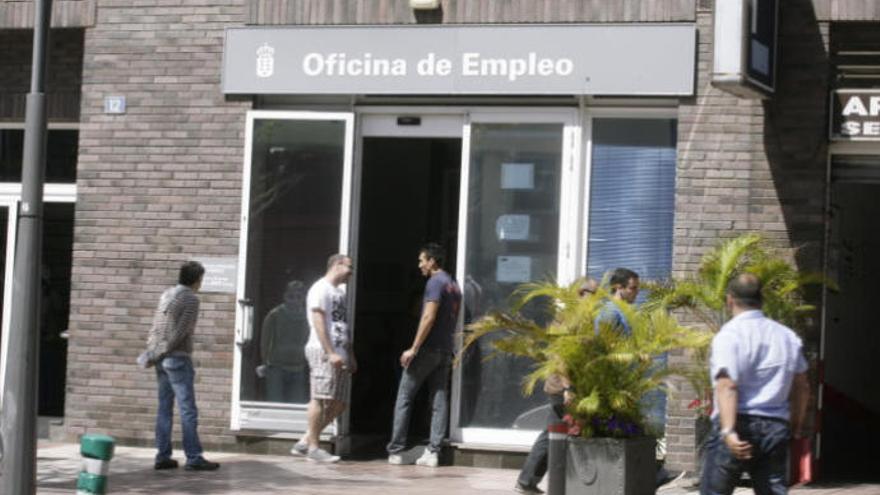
518, 395, 565, 487
265, 365, 309, 403
700, 415, 790, 495
155, 355, 204, 463
643, 353, 668, 435
387, 348, 451, 454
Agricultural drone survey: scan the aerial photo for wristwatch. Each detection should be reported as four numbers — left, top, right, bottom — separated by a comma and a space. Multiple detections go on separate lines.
719, 428, 735, 438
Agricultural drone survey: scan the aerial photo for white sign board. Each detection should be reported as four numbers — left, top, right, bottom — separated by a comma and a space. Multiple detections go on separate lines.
496, 215, 531, 241
103, 96, 126, 114
497, 256, 532, 283
501, 163, 535, 190
195, 257, 238, 294
223, 24, 696, 95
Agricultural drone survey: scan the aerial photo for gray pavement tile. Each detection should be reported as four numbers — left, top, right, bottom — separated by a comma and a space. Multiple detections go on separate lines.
11, 442, 880, 495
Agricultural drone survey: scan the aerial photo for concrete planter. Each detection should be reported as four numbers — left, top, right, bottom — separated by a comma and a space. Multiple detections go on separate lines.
565, 436, 655, 495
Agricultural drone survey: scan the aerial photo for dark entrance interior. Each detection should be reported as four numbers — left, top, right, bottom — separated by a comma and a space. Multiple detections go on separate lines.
0, 203, 74, 419
822, 162, 880, 481
39, 203, 75, 417
349, 136, 461, 456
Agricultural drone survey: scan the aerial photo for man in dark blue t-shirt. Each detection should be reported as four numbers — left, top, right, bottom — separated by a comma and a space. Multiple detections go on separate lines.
387, 243, 461, 467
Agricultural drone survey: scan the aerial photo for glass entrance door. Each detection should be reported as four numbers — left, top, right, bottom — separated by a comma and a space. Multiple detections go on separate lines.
232, 111, 354, 432
452, 110, 580, 445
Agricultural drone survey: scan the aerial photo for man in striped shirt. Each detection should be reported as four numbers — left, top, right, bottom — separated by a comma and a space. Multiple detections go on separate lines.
147, 261, 220, 472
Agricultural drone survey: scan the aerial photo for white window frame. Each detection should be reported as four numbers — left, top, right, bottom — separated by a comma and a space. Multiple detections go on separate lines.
0, 199, 18, 405
227, 104, 684, 449
0, 193, 77, 407
451, 107, 581, 447
231, 110, 354, 433
579, 107, 679, 277
0, 121, 79, 407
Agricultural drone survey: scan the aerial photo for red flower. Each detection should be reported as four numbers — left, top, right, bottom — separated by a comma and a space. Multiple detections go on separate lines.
562, 413, 584, 436
687, 397, 713, 416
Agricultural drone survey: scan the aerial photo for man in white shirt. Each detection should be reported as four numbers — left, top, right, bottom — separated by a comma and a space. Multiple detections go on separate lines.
290, 254, 355, 463
701, 273, 810, 495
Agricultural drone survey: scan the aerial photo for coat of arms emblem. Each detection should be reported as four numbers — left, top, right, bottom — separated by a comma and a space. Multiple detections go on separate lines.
256, 43, 275, 78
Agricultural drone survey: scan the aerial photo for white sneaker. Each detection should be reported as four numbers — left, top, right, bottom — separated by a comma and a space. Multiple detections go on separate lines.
388, 454, 406, 465
414, 448, 438, 467
306, 447, 340, 463
514, 483, 545, 494
290, 440, 308, 457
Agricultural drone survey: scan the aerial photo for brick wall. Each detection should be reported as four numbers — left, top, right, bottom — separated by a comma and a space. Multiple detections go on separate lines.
64, 0, 250, 449
248, 0, 696, 25
664, 0, 829, 472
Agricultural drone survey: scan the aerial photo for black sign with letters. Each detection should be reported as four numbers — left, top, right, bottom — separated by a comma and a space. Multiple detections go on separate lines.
831, 90, 880, 141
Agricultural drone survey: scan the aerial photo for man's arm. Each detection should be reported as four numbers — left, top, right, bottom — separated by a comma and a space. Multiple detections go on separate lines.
311, 309, 344, 369
789, 372, 810, 438
260, 311, 275, 363
400, 301, 438, 368
716, 374, 752, 459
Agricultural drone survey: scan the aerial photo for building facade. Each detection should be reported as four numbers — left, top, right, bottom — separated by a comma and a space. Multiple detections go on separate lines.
1, 0, 878, 478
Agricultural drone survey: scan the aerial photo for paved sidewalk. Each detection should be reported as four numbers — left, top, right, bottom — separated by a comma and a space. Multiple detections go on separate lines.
14, 442, 880, 494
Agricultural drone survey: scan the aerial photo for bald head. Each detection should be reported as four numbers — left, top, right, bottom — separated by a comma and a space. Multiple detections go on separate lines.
726, 273, 763, 309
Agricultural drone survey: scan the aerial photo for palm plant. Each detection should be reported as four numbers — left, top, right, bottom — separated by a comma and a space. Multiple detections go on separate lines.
464, 279, 710, 438
643, 233, 826, 416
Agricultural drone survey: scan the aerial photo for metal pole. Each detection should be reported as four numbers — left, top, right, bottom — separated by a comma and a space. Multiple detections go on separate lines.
547, 422, 568, 495
0, 0, 52, 492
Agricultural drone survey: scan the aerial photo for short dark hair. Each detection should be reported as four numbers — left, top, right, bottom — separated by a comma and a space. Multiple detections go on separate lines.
609, 268, 639, 293
178, 261, 205, 287
327, 254, 350, 271
727, 273, 763, 308
420, 242, 445, 268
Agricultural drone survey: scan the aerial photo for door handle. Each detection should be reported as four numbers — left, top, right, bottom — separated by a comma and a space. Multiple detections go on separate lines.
236, 298, 254, 346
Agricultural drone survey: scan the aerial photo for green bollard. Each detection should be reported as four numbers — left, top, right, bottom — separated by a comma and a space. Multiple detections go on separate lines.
78, 434, 115, 495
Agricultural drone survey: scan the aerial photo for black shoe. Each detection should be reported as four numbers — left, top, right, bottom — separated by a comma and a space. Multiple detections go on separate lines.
185, 458, 220, 471
154, 458, 179, 470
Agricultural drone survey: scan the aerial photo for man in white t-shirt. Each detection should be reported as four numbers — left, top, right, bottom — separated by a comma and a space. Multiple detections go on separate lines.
290, 254, 354, 463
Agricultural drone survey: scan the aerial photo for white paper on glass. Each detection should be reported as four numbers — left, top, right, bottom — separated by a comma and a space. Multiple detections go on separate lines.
497, 256, 532, 283
501, 163, 535, 190
496, 214, 530, 241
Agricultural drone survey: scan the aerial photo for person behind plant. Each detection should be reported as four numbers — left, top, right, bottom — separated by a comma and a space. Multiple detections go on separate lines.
146, 260, 220, 471
700, 273, 809, 495
594, 267, 640, 333
514, 278, 598, 494
595, 267, 679, 486
260, 280, 310, 403
387, 243, 461, 467
290, 254, 356, 463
